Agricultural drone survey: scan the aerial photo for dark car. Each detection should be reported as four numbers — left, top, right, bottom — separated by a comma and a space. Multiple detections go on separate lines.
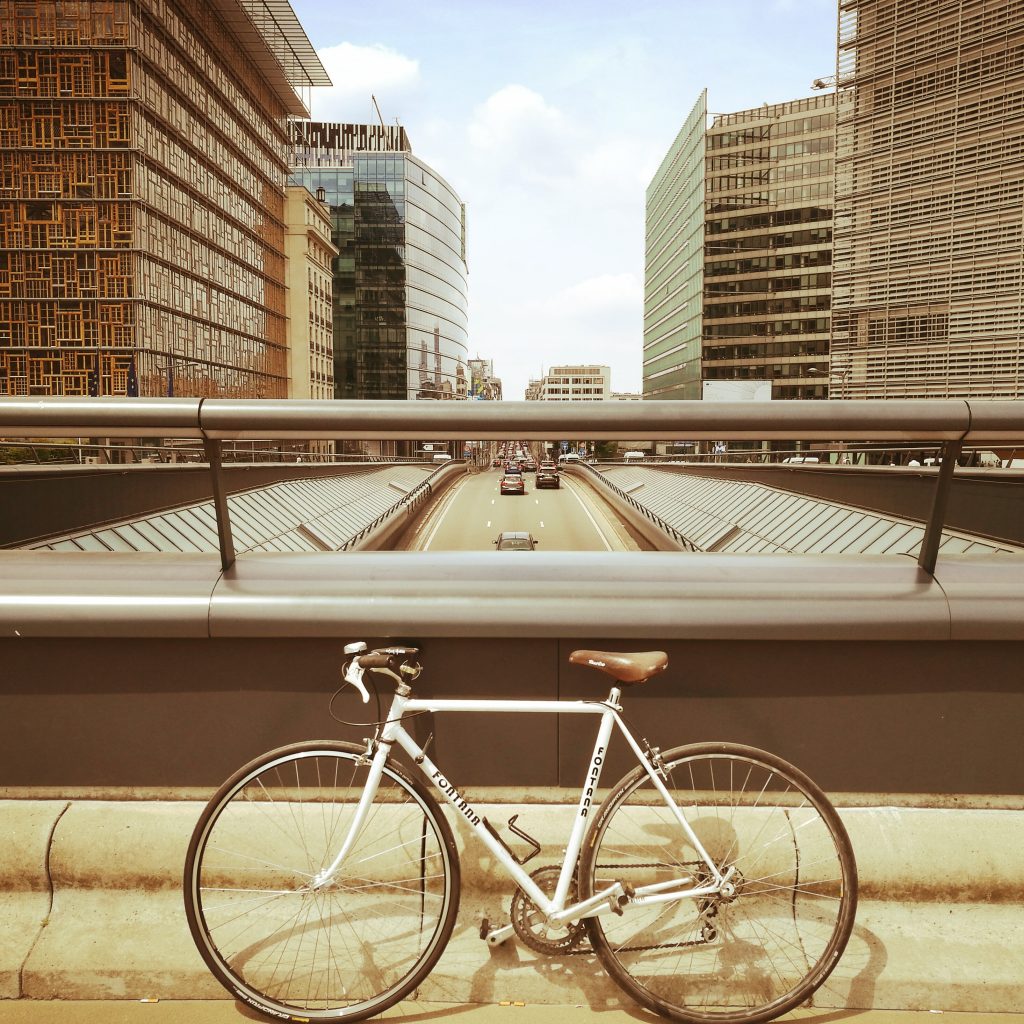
535, 467, 560, 489
494, 531, 538, 550
499, 474, 526, 495
522, 460, 537, 472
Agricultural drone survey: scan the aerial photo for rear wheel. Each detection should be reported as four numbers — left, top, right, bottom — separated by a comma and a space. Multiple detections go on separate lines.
184, 741, 459, 1021
580, 742, 856, 1024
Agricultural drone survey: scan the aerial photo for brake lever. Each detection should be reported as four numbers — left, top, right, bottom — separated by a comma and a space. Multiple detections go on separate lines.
343, 658, 371, 704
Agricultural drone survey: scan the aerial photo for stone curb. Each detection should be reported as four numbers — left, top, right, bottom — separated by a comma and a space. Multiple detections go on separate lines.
2, 800, 1023, 1010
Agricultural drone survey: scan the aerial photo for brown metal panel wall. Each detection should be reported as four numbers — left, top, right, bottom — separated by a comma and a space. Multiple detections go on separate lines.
1, 636, 1020, 798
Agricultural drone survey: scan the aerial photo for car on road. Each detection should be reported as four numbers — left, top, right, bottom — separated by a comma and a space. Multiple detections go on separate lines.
499, 474, 526, 495
536, 466, 560, 488
494, 531, 538, 550
522, 459, 537, 472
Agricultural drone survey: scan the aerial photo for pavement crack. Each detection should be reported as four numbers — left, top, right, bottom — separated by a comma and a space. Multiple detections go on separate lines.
18, 800, 71, 996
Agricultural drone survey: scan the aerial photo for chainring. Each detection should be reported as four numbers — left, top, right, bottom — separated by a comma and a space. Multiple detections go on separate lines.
509, 865, 586, 954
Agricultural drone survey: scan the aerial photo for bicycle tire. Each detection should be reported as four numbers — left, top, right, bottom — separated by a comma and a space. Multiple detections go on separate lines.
580, 742, 857, 1024
184, 740, 460, 1022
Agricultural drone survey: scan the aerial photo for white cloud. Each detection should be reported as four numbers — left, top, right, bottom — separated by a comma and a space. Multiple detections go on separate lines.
466, 85, 577, 187
312, 42, 419, 116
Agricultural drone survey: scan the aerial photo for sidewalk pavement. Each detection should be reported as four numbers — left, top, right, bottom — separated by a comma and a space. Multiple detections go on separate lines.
1, 1005, 1024, 1024
3, 798, 1024, 1015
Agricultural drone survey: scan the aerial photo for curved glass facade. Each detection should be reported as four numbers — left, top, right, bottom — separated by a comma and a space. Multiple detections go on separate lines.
290, 123, 469, 401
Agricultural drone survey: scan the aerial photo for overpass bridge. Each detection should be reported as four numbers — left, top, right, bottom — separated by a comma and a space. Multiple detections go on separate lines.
1, 397, 1022, 1012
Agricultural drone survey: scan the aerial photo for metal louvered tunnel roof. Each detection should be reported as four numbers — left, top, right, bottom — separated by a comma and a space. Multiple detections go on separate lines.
26, 464, 435, 554
591, 464, 1024, 557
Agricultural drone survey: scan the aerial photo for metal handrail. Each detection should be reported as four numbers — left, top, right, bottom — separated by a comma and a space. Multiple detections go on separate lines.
1, 396, 1023, 442
4, 397, 1023, 574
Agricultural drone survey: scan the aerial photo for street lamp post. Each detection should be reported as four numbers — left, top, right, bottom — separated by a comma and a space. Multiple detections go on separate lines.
807, 365, 852, 399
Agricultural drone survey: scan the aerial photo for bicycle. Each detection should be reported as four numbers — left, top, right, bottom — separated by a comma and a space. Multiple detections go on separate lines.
184, 643, 857, 1024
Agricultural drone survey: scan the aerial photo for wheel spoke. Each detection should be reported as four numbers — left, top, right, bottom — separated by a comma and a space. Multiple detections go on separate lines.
185, 745, 458, 1019
582, 744, 856, 1022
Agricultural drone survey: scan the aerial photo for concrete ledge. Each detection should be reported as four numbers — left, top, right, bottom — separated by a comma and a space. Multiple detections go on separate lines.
0, 802, 67, 998
3, 799, 1023, 1010
30, 800, 1024, 899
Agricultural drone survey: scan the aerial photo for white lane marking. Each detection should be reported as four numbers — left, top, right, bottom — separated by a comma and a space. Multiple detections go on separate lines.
486, 521, 491, 528
540, 521, 545, 528
565, 478, 613, 551
420, 480, 464, 551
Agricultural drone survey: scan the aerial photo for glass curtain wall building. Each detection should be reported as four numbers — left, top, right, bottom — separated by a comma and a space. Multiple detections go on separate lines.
290, 121, 469, 404
644, 91, 834, 401
0, 0, 329, 398
832, 0, 1024, 399
703, 95, 834, 400
644, 91, 706, 400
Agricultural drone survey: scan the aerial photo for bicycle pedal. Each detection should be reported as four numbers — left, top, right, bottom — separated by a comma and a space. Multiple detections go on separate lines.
481, 921, 516, 946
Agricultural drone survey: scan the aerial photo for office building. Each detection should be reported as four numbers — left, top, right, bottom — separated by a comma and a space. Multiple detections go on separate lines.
645, 91, 835, 400
529, 365, 611, 401
289, 122, 470, 403
831, 0, 1024, 398
283, 186, 336, 402
0, 0, 329, 398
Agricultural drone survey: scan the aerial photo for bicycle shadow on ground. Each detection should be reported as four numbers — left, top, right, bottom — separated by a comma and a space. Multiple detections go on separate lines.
417, 904, 887, 1022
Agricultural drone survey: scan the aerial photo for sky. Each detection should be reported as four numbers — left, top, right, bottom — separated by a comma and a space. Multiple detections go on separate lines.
287, 0, 839, 399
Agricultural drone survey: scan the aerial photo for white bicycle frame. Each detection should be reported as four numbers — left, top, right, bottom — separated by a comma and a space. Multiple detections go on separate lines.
314, 681, 732, 929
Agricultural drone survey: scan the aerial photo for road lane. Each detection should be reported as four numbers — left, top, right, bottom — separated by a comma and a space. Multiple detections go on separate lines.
403, 467, 638, 552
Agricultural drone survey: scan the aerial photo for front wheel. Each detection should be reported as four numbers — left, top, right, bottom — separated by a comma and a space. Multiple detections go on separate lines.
184, 741, 460, 1022
580, 742, 857, 1024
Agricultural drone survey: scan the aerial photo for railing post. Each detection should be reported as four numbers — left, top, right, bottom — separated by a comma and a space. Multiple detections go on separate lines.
918, 440, 963, 576
203, 436, 235, 572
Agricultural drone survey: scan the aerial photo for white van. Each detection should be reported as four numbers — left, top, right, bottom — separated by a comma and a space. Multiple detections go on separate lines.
432, 453, 452, 464
623, 451, 645, 462
558, 452, 580, 464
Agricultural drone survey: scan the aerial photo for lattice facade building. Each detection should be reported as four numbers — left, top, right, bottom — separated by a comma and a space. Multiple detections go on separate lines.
832, 0, 1024, 398
0, 0, 328, 398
